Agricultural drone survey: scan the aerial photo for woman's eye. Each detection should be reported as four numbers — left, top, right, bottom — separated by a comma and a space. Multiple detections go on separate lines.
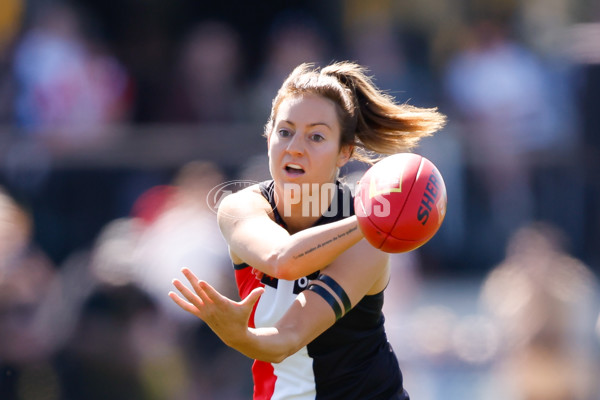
278, 129, 292, 137
310, 133, 325, 142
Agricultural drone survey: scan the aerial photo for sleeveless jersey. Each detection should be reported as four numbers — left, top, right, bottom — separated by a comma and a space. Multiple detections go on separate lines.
233, 180, 409, 400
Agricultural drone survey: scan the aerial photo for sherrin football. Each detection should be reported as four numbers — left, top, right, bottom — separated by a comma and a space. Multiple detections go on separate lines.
354, 153, 447, 253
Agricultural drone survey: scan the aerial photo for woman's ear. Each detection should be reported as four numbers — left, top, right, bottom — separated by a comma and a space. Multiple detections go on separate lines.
337, 145, 353, 168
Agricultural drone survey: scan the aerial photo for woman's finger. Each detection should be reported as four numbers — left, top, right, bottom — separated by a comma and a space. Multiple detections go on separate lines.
198, 280, 225, 304
241, 287, 264, 309
172, 279, 204, 309
181, 268, 214, 304
181, 268, 208, 301
194, 280, 214, 305
252, 268, 264, 280
182, 267, 201, 287
168, 291, 201, 316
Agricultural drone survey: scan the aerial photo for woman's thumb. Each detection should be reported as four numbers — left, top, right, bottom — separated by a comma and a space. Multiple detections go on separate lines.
241, 287, 264, 309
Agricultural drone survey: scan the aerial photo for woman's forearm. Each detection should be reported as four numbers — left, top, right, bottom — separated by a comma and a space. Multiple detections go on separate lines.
226, 326, 300, 364
267, 215, 363, 280
225, 293, 329, 363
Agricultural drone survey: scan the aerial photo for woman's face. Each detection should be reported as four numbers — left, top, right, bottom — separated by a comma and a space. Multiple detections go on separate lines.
267, 93, 351, 192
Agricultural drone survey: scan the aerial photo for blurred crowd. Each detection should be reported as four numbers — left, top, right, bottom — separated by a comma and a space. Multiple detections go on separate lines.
0, 0, 599, 399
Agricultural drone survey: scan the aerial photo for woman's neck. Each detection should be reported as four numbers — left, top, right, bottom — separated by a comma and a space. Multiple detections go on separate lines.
275, 181, 337, 233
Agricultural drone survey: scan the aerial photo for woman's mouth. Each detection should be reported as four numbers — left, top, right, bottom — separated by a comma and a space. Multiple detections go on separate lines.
284, 163, 305, 176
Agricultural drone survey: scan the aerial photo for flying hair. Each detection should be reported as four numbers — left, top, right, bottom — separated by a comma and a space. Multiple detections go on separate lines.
264, 61, 446, 163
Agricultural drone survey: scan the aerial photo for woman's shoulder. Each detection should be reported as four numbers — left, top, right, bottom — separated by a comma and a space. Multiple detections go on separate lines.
218, 183, 262, 207
217, 183, 272, 219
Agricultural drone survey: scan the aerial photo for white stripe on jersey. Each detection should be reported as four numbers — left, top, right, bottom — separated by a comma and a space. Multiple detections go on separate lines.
254, 280, 316, 400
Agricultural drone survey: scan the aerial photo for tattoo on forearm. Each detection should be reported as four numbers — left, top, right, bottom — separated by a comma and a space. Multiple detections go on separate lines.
292, 226, 358, 259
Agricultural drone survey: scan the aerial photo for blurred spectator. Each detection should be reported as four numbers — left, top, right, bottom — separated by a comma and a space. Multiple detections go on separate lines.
345, 17, 405, 92
53, 280, 199, 400
161, 20, 246, 123
130, 160, 233, 321
12, 3, 133, 152
567, 21, 600, 271
126, 160, 250, 398
4, 3, 140, 268
344, 13, 436, 107
443, 17, 569, 267
236, 153, 270, 182
45, 158, 247, 400
0, 0, 23, 54
0, 187, 59, 398
248, 11, 332, 123
480, 222, 599, 400
518, 0, 573, 56
82, 161, 232, 321
596, 312, 600, 348
0, 0, 23, 123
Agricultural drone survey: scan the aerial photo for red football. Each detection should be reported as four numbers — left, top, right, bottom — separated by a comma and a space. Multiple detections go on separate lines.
354, 153, 447, 253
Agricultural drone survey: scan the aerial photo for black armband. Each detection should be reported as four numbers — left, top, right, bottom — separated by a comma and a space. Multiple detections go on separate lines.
317, 274, 351, 315
307, 284, 342, 320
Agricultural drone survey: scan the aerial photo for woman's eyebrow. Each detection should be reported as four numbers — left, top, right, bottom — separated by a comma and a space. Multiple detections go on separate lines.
279, 120, 332, 130
307, 122, 332, 129
281, 119, 331, 129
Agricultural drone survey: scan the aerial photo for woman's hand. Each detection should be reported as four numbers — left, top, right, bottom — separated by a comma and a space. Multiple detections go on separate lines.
169, 268, 264, 347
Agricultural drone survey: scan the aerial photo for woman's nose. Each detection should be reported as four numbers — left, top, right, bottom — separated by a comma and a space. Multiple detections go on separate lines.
285, 134, 304, 156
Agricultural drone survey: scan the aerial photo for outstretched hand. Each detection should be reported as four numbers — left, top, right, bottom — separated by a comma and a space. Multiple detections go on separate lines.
169, 268, 264, 346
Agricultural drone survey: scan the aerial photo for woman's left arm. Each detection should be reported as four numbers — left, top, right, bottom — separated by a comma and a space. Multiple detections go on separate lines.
170, 239, 390, 363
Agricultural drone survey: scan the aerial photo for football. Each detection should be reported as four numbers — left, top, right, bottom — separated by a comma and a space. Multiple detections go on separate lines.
354, 153, 447, 253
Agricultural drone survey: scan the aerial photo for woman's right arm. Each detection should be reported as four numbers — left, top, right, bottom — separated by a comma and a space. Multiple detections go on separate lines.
218, 186, 363, 281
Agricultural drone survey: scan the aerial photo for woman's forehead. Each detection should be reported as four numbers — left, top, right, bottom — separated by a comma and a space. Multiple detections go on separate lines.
275, 93, 338, 123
